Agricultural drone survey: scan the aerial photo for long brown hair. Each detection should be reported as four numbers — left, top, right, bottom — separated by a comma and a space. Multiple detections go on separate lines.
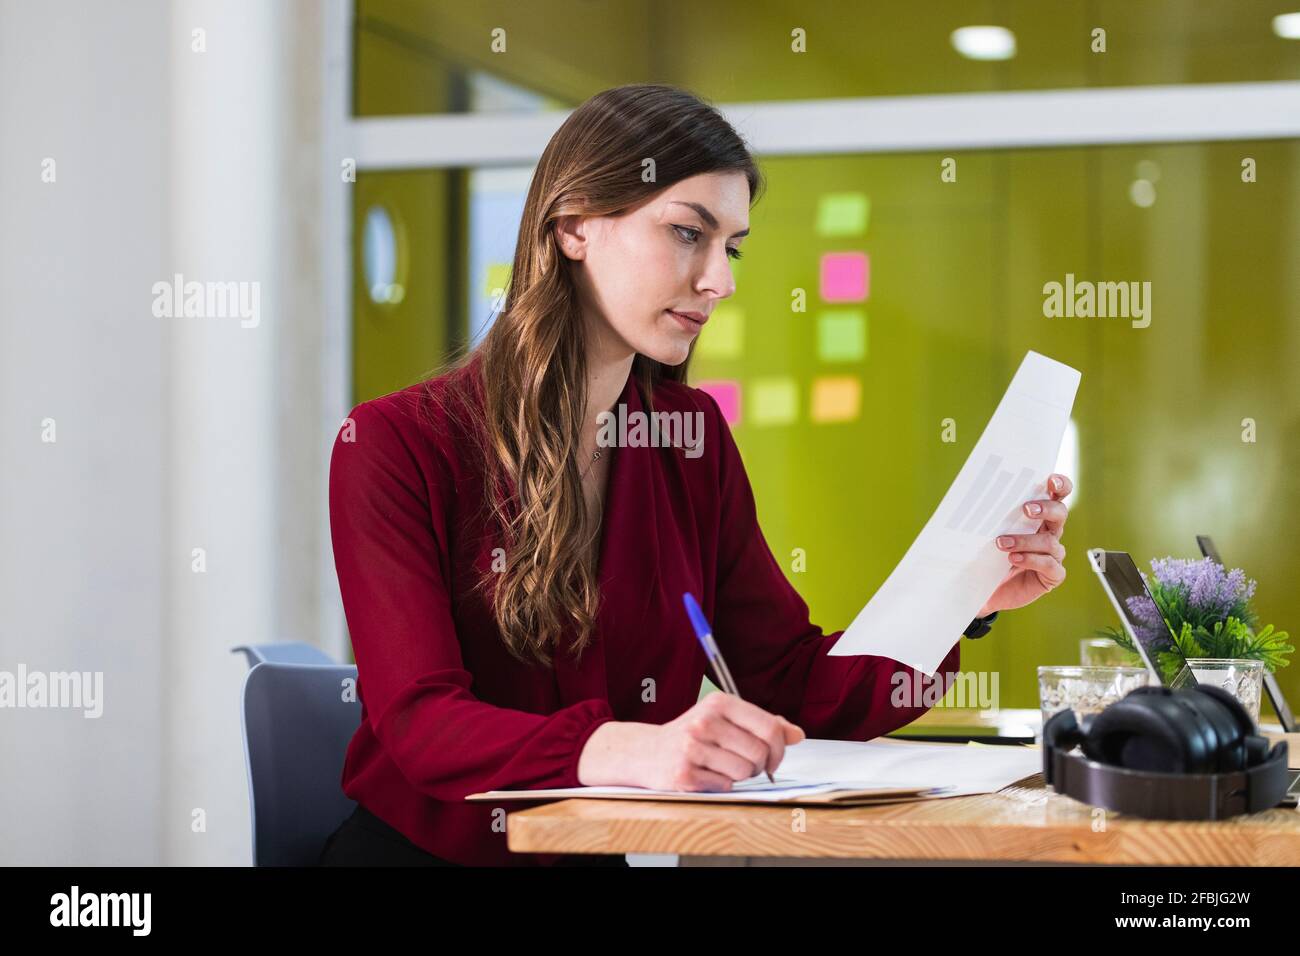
442, 84, 764, 667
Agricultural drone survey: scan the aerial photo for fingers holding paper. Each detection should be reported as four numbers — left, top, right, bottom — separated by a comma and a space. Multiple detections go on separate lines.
979, 472, 1072, 615
1028, 473, 1072, 535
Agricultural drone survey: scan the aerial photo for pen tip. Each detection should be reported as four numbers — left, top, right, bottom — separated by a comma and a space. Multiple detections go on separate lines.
682, 592, 710, 637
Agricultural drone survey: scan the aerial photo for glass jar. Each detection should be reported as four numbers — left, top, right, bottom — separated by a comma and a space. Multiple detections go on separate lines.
1079, 637, 1141, 667
1037, 665, 1153, 736
1186, 658, 1265, 727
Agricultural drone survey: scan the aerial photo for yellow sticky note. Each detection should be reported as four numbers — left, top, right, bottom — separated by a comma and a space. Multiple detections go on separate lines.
484, 262, 512, 297
750, 377, 798, 426
694, 303, 744, 359
810, 376, 861, 423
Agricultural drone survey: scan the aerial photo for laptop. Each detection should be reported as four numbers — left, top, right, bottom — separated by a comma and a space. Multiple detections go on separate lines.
1195, 535, 1296, 733
1089, 547, 1300, 807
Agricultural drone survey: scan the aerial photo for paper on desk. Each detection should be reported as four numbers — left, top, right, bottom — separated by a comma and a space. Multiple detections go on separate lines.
466, 737, 1042, 804
467, 780, 942, 804
830, 351, 1081, 674
770, 738, 1041, 797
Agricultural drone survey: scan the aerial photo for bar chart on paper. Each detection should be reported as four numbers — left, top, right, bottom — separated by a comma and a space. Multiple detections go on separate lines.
944, 454, 1040, 540
830, 351, 1081, 673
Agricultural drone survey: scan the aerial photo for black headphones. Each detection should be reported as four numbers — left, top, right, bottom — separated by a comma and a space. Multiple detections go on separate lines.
1042, 684, 1290, 820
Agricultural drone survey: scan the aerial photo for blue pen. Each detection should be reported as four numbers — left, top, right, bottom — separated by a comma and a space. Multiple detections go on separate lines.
682, 592, 777, 783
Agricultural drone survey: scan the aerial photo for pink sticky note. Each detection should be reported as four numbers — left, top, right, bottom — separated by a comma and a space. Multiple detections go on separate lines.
820, 251, 869, 302
696, 380, 741, 426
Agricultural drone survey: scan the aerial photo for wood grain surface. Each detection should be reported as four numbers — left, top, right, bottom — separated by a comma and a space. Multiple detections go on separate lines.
507, 773, 1300, 865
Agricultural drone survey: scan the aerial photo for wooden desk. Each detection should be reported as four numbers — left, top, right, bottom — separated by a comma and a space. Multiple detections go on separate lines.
887, 707, 1042, 744
508, 761, 1300, 867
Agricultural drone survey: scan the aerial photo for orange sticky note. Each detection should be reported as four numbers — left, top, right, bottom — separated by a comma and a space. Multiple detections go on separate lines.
810, 376, 861, 423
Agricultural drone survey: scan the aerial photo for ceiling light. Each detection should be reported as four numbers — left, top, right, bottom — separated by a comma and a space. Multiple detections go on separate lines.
1273, 13, 1300, 38
950, 25, 1017, 61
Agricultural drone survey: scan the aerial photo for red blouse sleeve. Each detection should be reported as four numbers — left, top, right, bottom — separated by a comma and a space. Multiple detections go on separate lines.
700, 391, 962, 741
328, 399, 615, 800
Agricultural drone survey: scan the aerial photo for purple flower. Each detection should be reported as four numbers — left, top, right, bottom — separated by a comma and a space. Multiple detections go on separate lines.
1150, 557, 1202, 593
1124, 593, 1172, 646
1148, 556, 1257, 622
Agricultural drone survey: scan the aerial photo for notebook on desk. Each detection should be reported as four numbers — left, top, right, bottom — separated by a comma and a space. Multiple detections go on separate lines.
466, 737, 1043, 807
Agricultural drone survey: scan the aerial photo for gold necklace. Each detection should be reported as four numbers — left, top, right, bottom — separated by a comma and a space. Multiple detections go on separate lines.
579, 448, 602, 481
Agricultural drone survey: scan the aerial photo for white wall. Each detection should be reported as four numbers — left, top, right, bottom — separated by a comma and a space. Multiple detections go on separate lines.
0, 0, 170, 866
0, 0, 342, 865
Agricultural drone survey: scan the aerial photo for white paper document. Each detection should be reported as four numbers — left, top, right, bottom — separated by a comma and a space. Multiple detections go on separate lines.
466, 738, 1042, 804
469, 780, 928, 804
767, 737, 1041, 797
830, 350, 1081, 674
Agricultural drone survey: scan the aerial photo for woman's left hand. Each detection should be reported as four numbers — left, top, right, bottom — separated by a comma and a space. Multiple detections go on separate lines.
976, 473, 1073, 617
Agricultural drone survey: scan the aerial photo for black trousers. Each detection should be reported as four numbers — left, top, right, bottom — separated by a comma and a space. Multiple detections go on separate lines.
317, 805, 461, 866
316, 804, 628, 867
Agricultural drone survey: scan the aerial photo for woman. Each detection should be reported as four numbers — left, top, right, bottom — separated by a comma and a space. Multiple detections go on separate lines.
318, 84, 1072, 867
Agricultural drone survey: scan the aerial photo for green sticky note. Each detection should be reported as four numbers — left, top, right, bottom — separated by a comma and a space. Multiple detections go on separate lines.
816, 193, 869, 237
484, 262, 512, 297
817, 310, 867, 361
750, 377, 798, 426
694, 303, 744, 359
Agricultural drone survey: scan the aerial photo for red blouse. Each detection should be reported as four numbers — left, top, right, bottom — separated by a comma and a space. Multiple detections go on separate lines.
327, 363, 961, 866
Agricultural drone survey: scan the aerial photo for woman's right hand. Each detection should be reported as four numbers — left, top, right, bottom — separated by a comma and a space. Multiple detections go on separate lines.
576, 693, 805, 791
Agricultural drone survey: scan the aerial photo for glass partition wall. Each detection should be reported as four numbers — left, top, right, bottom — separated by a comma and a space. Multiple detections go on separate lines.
345, 0, 1300, 713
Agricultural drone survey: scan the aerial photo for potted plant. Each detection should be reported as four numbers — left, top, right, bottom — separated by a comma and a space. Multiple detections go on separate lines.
1096, 556, 1293, 723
